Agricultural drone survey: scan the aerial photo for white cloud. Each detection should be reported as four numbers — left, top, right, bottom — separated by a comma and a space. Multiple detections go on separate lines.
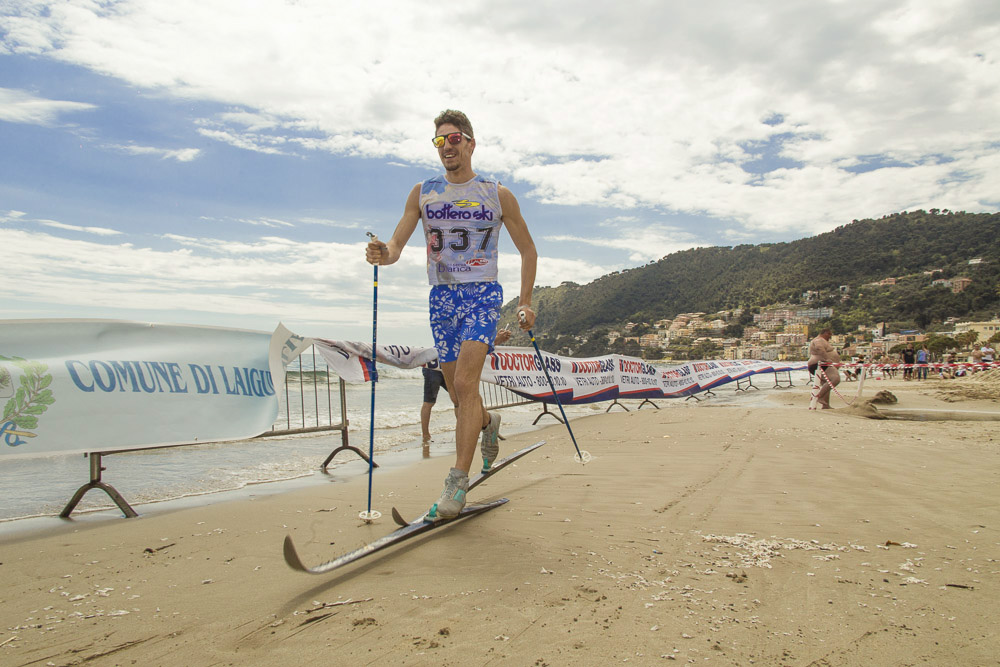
196, 128, 289, 155
39, 220, 122, 236
0, 87, 95, 126
297, 217, 361, 230
0, 0, 989, 239
0, 225, 436, 342
1, 0, 999, 336
546, 216, 703, 264
106, 143, 201, 162
2, 210, 122, 236
1, 210, 28, 222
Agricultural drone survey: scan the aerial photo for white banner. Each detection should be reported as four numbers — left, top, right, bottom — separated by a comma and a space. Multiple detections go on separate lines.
481, 346, 575, 402
1, 320, 291, 458
311, 339, 438, 384
275, 326, 808, 405
566, 355, 618, 403
615, 354, 662, 399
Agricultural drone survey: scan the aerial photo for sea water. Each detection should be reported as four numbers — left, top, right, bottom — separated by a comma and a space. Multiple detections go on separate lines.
0, 366, 590, 523
0, 364, 805, 525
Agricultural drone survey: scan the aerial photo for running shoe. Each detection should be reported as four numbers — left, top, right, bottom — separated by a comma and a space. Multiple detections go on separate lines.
480, 411, 501, 473
428, 467, 469, 520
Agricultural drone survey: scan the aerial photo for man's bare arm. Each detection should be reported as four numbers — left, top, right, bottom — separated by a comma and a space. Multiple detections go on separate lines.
366, 184, 421, 265
499, 185, 538, 329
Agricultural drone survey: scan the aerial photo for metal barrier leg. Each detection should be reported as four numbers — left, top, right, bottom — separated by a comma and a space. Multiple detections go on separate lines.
321, 379, 378, 470
636, 398, 659, 410
532, 402, 564, 425
60, 453, 138, 519
605, 398, 629, 413
321, 444, 377, 470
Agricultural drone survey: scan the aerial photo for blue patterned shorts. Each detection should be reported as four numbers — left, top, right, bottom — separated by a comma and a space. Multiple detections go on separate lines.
429, 282, 503, 363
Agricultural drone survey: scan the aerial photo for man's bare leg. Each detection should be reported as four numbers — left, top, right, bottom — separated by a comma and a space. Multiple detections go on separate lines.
420, 401, 434, 442
440, 340, 491, 474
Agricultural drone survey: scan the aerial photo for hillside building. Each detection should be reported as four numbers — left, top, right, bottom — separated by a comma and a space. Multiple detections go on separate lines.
954, 319, 1000, 340
931, 277, 972, 293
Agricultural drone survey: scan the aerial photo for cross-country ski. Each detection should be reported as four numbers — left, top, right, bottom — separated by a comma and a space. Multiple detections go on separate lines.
282, 440, 544, 574
283, 498, 508, 575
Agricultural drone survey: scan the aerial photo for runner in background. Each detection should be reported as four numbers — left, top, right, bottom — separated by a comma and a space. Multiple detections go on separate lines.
808, 329, 841, 409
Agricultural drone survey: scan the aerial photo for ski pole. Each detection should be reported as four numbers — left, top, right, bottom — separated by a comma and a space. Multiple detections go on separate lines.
519, 311, 591, 464
360, 232, 382, 523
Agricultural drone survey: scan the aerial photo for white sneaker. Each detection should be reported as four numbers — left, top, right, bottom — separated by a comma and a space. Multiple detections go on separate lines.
428, 468, 468, 520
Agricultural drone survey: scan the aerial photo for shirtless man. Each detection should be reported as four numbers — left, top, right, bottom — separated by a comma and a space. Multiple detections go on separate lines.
981, 343, 995, 364
808, 329, 841, 409
366, 110, 537, 519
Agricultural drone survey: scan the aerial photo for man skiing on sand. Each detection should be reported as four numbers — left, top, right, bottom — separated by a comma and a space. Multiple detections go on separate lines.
365, 109, 538, 519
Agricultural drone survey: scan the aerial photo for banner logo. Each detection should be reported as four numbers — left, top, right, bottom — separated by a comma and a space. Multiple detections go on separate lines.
1, 356, 55, 447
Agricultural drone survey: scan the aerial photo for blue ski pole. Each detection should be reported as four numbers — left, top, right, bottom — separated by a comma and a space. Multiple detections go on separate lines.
360, 232, 382, 523
520, 311, 591, 464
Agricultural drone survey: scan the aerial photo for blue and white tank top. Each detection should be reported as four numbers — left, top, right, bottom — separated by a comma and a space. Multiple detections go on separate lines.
419, 174, 502, 285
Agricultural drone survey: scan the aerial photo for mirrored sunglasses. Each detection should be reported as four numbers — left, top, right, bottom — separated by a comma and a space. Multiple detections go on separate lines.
432, 132, 472, 148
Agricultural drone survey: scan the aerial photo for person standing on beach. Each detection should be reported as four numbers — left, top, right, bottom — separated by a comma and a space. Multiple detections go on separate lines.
916, 344, 929, 380
420, 358, 448, 446
970, 345, 983, 373
366, 109, 538, 519
900, 343, 915, 380
808, 329, 841, 409
981, 343, 996, 365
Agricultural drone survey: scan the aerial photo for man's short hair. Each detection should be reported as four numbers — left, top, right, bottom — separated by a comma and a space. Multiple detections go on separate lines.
434, 109, 474, 139
820, 328, 832, 336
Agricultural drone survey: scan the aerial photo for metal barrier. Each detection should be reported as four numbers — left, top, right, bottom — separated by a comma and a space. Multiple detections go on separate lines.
480, 380, 533, 411
772, 369, 795, 388
266, 346, 370, 469
481, 380, 574, 424
60, 345, 356, 519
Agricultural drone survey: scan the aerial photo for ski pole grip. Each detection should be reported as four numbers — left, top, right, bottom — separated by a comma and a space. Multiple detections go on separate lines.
366, 232, 382, 265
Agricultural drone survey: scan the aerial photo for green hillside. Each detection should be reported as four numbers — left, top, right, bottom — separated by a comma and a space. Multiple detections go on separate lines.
499, 210, 1000, 351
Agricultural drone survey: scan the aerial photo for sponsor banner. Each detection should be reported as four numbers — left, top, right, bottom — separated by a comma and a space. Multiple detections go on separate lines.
716, 359, 757, 380
615, 354, 662, 399
567, 355, 619, 403
690, 360, 735, 392
1, 320, 292, 459
659, 363, 700, 398
482, 346, 576, 402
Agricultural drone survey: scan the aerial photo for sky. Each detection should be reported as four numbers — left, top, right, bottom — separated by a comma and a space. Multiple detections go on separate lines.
2, 0, 999, 346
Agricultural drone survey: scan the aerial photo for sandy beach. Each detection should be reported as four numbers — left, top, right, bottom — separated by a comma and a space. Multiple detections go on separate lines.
2, 375, 998, 666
